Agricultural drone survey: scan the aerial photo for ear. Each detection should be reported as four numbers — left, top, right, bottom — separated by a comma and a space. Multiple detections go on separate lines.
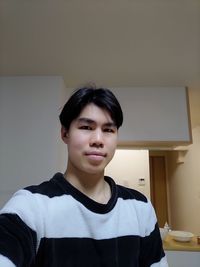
61, 126, 69, 144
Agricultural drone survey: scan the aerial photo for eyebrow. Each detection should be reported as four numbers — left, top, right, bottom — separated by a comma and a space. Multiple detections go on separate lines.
77, 118, 116, 127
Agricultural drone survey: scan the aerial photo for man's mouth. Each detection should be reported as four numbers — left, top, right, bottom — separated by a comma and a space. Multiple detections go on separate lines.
85, 151, 107, 160
85, 151, 106, 157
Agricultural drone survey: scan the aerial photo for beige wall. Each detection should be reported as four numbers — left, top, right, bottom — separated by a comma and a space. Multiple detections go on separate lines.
167, 126, 200, 235
166, 86, 200, 235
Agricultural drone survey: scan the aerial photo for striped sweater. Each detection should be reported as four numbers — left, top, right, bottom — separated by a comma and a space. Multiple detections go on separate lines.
0, 173, 168, 267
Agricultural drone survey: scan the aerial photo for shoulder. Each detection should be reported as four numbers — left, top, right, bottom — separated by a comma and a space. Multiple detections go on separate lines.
116, 183, 155, 219
0, 173, 65, 230
105, 175, 148, 203
25, 172, 65, 198
118, 187, 157, 237
106, 176, 157, 234
115, 183, 155, 218
117, 184, 148, 203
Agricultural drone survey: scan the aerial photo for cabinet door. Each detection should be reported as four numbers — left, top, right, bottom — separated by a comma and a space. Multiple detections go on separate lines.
111, 87, 192, 147
165, 251, 200, 267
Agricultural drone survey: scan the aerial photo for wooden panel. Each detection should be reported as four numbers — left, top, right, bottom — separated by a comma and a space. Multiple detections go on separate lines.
150, 156, 168, 227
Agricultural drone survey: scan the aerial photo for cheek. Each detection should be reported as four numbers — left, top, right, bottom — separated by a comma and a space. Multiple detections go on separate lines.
68, 134, 87, 150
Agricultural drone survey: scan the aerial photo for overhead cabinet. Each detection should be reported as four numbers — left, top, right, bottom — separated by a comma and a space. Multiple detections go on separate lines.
111, 87, 192, 147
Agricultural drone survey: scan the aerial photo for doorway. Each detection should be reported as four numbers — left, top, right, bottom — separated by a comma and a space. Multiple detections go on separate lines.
149, 155, 169, 228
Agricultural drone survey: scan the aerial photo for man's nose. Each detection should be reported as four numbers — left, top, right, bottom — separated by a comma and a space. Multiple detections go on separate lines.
89, 129, 104, 147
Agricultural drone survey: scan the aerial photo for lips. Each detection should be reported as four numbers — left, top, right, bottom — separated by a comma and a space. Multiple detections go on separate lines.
84, 151, 107, 161
85, 151, 106, 157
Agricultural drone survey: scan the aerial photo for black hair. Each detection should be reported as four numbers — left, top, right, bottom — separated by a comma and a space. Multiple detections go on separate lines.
59, 86, 123, 130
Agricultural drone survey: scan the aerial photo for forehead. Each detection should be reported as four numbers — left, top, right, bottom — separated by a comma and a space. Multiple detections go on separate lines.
77, 103, 113, 123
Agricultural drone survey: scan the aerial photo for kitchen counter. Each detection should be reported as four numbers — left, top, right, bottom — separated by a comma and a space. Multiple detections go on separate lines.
163, 234, 200, 252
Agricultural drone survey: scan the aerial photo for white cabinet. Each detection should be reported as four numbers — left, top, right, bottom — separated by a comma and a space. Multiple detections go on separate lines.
110, 87, 192, 147
165, 250, 200, 267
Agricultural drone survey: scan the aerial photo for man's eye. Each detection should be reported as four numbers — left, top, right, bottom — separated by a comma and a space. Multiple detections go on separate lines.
104, 128, 115, 133
79, 125, 92, 130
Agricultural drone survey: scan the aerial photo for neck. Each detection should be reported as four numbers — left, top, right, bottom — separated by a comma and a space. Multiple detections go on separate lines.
64, 166, 111, 204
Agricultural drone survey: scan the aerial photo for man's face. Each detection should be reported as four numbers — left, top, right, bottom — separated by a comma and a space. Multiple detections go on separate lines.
62, 103, 118, 176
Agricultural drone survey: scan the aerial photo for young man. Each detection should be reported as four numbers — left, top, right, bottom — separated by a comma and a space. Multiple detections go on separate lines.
0, 87, 168, 266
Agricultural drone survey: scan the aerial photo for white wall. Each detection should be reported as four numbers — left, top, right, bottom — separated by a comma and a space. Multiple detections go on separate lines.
0, 76, 68, 207
105, 149, 150, 198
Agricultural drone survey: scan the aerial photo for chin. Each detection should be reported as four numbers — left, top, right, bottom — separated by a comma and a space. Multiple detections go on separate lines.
86, 168, 104, 175
83, 166, 105, 175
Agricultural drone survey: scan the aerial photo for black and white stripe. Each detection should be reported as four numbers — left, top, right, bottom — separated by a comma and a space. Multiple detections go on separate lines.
0, 173, 168, 267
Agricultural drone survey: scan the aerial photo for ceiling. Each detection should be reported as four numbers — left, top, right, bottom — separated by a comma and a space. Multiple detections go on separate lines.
1, 0, 200, 125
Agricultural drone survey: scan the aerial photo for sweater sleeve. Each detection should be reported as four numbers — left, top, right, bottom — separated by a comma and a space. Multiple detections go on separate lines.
0, 190, 38, 267
0, 213, 37, 267
0, 254, 16, 267
138, 200, 168, 267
